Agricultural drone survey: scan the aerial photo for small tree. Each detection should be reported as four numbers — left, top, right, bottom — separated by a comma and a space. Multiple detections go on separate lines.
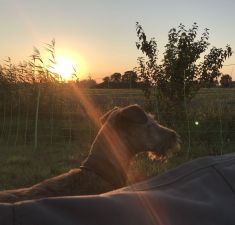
135, 22, 232, 109
122, 71, 138, 88
78, 77, 97, 88
110, 73, 122, 83
220, 74, 233, 88
103, 76, 110, 83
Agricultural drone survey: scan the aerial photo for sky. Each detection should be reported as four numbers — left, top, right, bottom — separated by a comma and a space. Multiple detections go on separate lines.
1, 0, 235, 81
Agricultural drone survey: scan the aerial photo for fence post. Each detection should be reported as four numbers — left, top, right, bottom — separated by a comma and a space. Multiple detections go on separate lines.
0, 95, 6, 142
24, 104, 29, 147
14, 94, 21, 147
34, 84, 41, 150
50, 101, 54, 145
216, 87, 224, 155
6, 99, 13, 146
183, 70, 191, 156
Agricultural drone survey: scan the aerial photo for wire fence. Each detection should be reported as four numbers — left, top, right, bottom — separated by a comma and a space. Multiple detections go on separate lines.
0, 84, 234, 158
0, 87, 145, 148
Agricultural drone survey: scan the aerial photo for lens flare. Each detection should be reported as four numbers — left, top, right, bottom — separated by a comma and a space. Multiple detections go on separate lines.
70, 83, 165, 225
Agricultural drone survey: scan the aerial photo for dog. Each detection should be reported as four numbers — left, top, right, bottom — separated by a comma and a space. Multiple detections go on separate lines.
0, 104, 180, 203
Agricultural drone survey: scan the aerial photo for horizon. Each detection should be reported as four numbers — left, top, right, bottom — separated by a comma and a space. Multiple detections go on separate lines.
1, 0, 235, 81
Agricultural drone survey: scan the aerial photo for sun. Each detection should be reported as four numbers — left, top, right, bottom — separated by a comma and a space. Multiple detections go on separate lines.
53, 57, 75, 80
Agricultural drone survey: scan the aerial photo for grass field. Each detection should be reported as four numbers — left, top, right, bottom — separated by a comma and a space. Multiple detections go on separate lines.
0, 87, 234, 190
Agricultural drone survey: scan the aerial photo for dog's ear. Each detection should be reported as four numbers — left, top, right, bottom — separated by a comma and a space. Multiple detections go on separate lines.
117, 104, 147, 124
100, 106, 119, 124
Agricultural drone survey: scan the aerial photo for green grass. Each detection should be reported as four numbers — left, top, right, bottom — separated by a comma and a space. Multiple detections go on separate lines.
0, 87, 234, 190
0, 144, 88, 190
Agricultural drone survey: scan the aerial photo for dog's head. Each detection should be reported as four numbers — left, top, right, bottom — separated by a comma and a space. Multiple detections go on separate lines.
100, 104, 181, 159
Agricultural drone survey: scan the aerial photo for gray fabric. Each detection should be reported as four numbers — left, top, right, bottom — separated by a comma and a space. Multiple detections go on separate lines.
1, 153, 235, 225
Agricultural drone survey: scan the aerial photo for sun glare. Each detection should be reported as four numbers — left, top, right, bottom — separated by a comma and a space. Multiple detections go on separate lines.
53, 57, 75, 80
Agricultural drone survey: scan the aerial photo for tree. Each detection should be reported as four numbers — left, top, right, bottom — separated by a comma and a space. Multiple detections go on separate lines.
200, 46, 232, 87
220, 74, 233, 88
122, 71, 138, 88
78, 77, 97, 88
110, 73, 121, 83
135, 22, 232, 107
103, 76, 110, 83
135, 23, 158, 99
102, 76, 110, 88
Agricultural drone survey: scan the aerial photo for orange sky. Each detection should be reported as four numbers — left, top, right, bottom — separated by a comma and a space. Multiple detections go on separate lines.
1, 0, 235, 81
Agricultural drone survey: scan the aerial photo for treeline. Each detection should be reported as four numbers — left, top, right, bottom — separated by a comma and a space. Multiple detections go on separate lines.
95, 71, 141, 89
79, 72, 235, 89
76, 71, 143, 89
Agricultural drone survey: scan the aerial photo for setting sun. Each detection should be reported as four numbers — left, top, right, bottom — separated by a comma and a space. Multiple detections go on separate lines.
53, 57, 75, 80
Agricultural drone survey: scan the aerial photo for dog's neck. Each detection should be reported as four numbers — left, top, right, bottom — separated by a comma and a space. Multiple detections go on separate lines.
81, 128, 133, 188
